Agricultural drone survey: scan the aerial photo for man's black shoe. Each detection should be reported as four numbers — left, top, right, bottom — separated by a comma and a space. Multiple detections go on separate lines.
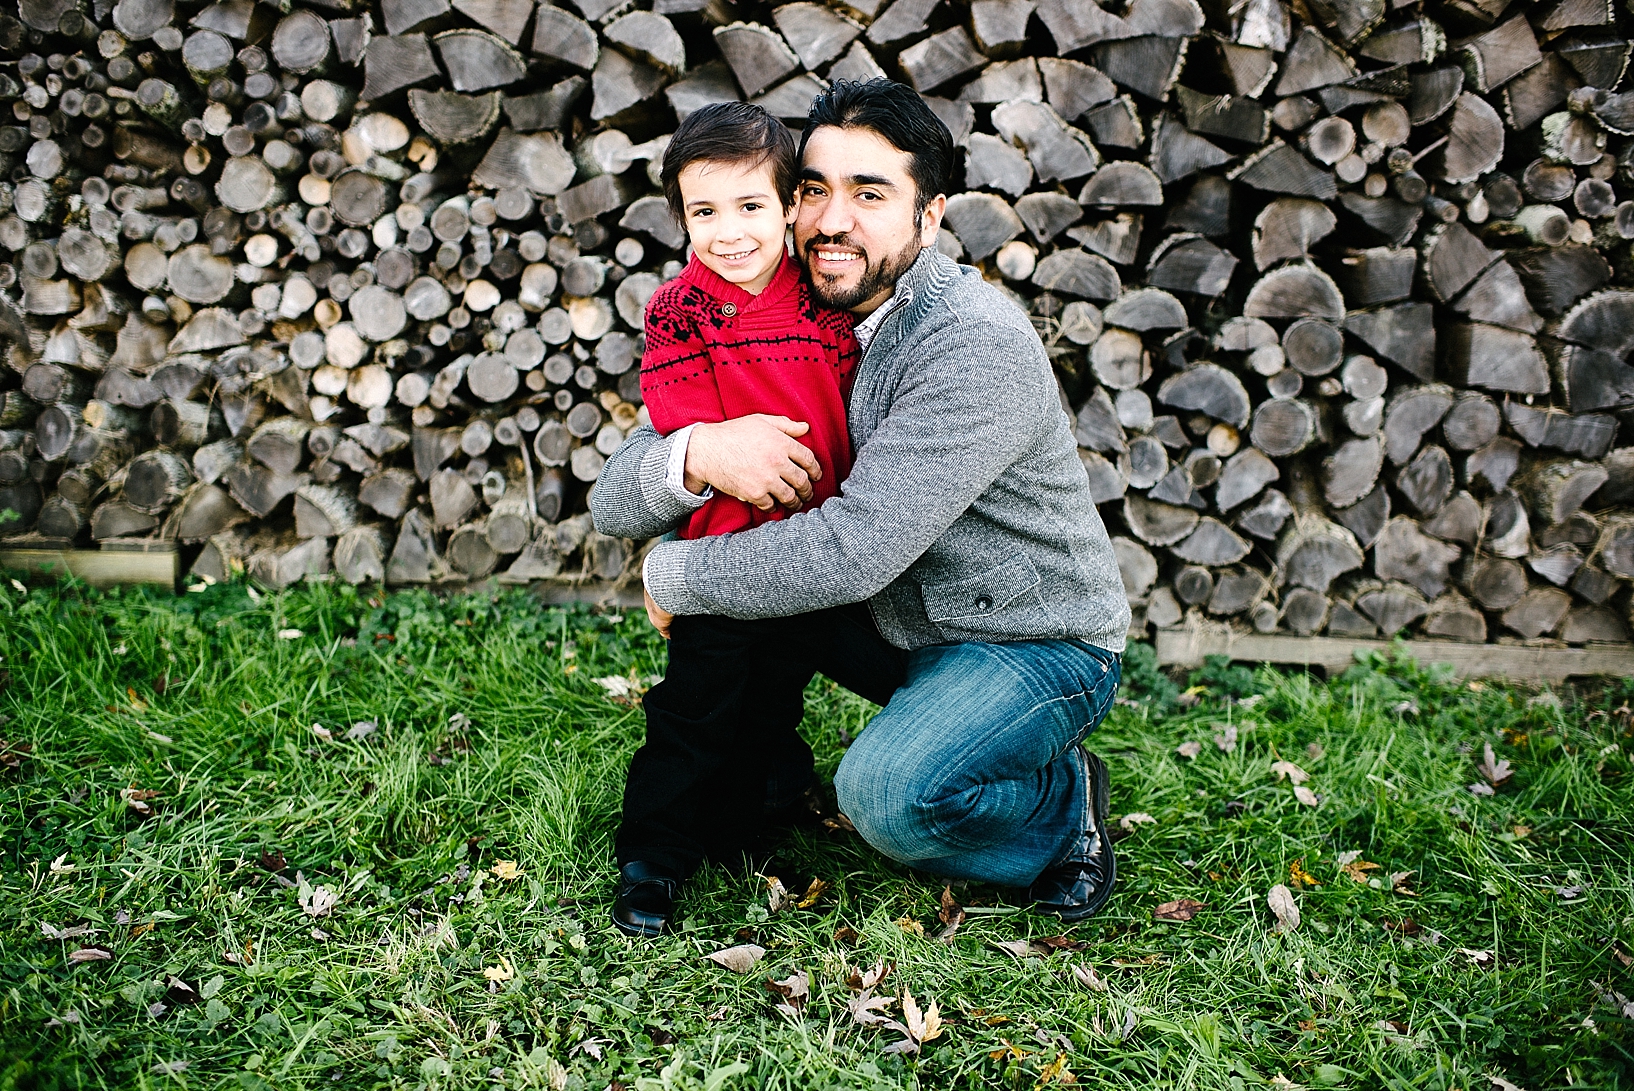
1028, 746, 1116, 922
612, 861, 681, 937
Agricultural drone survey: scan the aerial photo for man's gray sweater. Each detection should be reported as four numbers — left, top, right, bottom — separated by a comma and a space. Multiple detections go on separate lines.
590, 247, 1131, 654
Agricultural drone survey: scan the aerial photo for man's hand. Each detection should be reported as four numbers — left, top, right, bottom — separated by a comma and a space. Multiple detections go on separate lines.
644, 585, 674, 639
684, 415, 822, 512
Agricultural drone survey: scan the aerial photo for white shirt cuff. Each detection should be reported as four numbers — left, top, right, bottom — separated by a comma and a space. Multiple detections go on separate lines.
665, 423, 713, 509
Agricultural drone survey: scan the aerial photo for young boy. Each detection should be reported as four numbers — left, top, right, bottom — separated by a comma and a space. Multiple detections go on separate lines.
610, 102, 859, 937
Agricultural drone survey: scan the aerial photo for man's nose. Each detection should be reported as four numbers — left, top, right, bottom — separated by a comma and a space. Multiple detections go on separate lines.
816, 193, 855, 237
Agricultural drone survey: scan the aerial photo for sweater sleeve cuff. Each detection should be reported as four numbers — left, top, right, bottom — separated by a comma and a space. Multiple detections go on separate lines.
643, 539, 711, 616
638, 432, 708, 524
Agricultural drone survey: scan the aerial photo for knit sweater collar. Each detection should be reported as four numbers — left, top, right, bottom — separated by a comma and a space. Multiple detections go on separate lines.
864, 246, 961, 358
678, 249, 801, 312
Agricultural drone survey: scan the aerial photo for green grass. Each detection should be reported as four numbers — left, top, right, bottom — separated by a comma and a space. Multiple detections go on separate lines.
0, 577, 1630, 1091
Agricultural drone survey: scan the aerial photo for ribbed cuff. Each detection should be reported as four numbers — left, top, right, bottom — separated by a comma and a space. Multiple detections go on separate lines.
637, 433, 707, 525
643, 539, 711, 616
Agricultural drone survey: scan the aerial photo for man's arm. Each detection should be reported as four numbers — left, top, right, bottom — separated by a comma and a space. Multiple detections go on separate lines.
642, 321, 1051, 618
587, 425, 701, 540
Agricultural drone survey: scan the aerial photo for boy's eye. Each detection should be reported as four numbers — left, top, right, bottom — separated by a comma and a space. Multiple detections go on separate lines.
742, 202, 761, 212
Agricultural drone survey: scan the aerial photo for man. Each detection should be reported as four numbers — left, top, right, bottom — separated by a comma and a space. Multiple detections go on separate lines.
591, 79, 1131, 936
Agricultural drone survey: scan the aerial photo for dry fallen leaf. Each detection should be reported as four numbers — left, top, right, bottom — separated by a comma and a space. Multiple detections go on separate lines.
992, 938, 1042, 960
1458, 947, 1496, 969
1288, 859, 1320, 888
491, 860, 523, 881
1293, 785, 1320, 807
1477, 743, 1513, 788
1467, 782, 1496, 797
797, 878, 829, 909
310, 723, 333, 741
895, 916, 925, 938
845, 959, 891, 992
765, 971, 810, 1016
277, 629, 303, 640
936, 885, 965, 942
1267, 884, 1300, 933
1340, 858, 1380, 883
346, 720, 378, 742
1071, 963, 1108, 992
1119, 812, 1157, 832
68, 946, 113, 963
1306, 741, 1325, 761
1271, 760, 1309, 785
823, 812, 858, 834
48, 854, 75, 875
483, 955, 515, 982
1214, 724, 1238, 752
880, 987, 943, 1054
1487, 1076, 1526, 1091
1176, 740, 1202, 760
1153, 898, 1206, 922
1037, 1052, 1076, 1086
41, 921, 97, 941
0, 740, 33, 771
847, 989, 894, 1028
1389, 871, 1417, 896
298, 877, 337, 918
765, 876, 794, 914
704, 944, 765, 974
832, 926, 859, 946
119, 786, 159, 817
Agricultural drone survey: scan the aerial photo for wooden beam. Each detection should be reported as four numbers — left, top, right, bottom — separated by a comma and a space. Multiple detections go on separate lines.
0, 545, 179, 588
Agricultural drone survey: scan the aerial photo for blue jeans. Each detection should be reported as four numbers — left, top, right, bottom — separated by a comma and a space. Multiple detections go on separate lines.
834, 639, 1121, 887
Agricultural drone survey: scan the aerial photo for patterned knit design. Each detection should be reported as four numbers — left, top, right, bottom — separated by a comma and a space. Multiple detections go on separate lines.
640, 252, 859, 539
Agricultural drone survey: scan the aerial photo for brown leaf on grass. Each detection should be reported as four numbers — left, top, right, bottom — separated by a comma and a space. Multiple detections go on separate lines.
880, 987, 943, 1054
163, 976, 199, 1005
992, 938, 1044, 959
1035, 935, 1085, 951
823, 812, 858, 834
297, 876, 337, 918
765, 876, 793, 914
346, 720, 378, 742
1293, 785, 1320, 807
797, 878, 829, 909
1271, 761, 1309, 785
1389, 871, 1417, 896
0, 739, 32, 771
832, 926, 859, 946
1340, 858, 1381, 883
1267, 885, 1300, 933
1153, 898, 1206, 922
1477, 743, 1513, 788
1612, 943, 1633, 970
491, 860, 523, 881
68, 946, 112, 963
1306, 741, 1325, 761
119, 787, 159, 817
936, 885, 966, 942
704, 944, 765, 974
764, 971, 810, 1016
310, 723, 334, 742
988, 1039, 1030, 1061
1175, 741, 1202, 760
1037, 1052, 1076, 1086
895, 917, 925, 938
257, 850, 287, 874
1119, 812, 1157, 832
1383, 917, 1421, 936
1071, 963, 1108, 992
1487, 1076, 1526, 1091
1214, 724, 1238, 752
847, 990, 895, 1027
1288, 859, 1320, 888
844, 959, 891, 992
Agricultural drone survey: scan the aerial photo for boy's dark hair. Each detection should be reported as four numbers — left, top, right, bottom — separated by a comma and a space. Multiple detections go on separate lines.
660, 102, 798, 224
800, 79, 954, 220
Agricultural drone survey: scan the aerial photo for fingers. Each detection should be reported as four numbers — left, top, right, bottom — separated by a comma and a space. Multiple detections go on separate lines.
762, 414, 812, 438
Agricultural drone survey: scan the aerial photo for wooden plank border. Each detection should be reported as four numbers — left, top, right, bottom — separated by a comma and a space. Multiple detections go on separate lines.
1154, 627, 1634, 684
0, 547, 179, 588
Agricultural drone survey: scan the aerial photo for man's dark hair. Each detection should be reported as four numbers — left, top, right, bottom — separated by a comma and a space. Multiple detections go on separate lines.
800, 79, 954, 219
659, 102, 798, 224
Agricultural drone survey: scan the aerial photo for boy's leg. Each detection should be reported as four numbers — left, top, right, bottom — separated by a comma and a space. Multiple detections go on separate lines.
833, 639, 1120, 888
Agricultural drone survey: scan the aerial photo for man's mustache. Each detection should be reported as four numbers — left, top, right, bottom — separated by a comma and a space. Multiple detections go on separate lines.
802, 233, 869, 263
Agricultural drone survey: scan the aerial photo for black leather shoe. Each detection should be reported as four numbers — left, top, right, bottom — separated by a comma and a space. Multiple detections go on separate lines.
1029, 746, 1116, 922
612, 862, 681, 937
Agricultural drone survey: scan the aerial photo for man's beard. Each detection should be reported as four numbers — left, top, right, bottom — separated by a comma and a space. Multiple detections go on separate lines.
801, 231, 921, 311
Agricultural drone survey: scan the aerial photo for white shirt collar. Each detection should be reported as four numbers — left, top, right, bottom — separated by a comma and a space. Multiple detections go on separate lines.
852, 278, 914, 353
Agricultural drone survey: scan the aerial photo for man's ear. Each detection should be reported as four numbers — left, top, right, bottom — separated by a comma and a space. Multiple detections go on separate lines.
918, 193, 948, 247
783, 198, 799, 226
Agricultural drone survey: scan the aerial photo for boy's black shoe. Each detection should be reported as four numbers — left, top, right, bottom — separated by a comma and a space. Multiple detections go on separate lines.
1028, 746, 1117, 922
612, 861, 681, 937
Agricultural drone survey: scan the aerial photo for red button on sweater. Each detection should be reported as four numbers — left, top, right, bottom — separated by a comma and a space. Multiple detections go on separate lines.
640, 251, 859, 540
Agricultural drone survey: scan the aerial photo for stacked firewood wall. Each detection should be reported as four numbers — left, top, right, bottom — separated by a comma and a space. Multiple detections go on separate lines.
1, 0, 1632, 645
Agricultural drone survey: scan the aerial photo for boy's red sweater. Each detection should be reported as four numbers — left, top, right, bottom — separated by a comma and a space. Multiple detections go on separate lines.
639, 252, 859, 540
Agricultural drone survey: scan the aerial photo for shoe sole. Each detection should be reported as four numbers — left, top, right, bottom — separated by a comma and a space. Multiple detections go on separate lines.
1040, 747, 1117, 923
612, 916, 666, 938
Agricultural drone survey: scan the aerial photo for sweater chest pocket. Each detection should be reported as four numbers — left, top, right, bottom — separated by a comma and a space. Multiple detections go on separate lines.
921, 553, 1043, 623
